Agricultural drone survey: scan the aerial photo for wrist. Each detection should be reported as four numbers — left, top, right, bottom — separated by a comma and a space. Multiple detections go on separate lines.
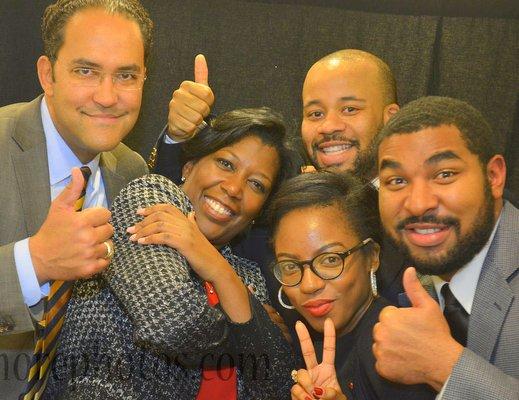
426, 340, 463, 391
166, 127, 194, 143
206, 257, 235, 285
28, 235, 49, 285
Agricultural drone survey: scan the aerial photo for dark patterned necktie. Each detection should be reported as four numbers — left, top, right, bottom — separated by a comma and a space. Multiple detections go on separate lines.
22, 166, 91, 399
441, 283, 469, 346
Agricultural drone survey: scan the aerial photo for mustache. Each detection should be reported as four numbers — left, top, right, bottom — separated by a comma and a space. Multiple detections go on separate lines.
313, 134, 360, 149
396, 215, 460, 231
80, 106, 128, 117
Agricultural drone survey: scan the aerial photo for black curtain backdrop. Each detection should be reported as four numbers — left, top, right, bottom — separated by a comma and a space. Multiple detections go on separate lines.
1, 0, 517, 197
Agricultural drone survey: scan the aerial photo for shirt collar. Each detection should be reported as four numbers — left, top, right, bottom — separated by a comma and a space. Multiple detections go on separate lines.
432, 210, 503, 314
371, 176, 380, 190
41, 97, 101, 185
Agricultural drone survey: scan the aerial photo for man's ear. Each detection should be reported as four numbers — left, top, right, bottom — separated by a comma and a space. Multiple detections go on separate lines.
486, 154, 506, 200
181, 161, 195, 181
383, 103, 399, 124
37, 56, 54, 96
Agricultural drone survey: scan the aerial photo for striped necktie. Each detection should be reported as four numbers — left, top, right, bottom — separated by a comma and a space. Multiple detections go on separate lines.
22, 166, 91, 400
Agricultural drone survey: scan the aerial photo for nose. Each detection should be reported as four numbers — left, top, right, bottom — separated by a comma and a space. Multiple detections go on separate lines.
221, 174, 243, 200
299, 266, 325, 294
92, 74, 118, 108
317, 111, 346, 135
403, 179, 439, 216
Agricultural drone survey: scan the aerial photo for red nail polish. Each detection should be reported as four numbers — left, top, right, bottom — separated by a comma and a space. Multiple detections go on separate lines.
313, 387, 324, 397
305, 396, 312, 400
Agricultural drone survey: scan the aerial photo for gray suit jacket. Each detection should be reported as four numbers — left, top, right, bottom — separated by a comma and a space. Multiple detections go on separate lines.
441, 201, 519, 399
0, 95, 148, 399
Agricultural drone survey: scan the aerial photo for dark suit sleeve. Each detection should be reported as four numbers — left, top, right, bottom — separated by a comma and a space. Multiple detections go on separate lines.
151, 126, 184, 184
228, 294, 294, 399
152, 114, 218, 183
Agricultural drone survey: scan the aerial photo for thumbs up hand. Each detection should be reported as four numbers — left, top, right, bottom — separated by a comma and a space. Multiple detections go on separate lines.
29, 168, 114, 284
372, 267, 464, 392
167, 54, 215, 142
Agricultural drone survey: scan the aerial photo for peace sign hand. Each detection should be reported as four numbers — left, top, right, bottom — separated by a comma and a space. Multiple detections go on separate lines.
290, 318, 347, 400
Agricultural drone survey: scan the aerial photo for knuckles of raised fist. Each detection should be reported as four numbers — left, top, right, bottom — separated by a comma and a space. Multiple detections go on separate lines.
30, 205, 113, 284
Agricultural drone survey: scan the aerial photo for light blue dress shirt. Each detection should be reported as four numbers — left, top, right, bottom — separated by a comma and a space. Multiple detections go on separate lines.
13, 98, 107, 306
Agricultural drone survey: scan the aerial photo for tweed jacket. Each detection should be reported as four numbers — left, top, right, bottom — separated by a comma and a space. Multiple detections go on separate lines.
44, 174, 294, 399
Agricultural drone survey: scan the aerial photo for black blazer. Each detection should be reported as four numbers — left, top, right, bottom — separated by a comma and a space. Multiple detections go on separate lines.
312, 298, 435, 400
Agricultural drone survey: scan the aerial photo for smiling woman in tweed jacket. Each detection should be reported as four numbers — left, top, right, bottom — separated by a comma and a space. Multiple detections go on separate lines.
44, 108, 298, 399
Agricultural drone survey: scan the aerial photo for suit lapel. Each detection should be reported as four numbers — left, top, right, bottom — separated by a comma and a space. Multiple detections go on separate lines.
467, 202, 518, 360
11, 97, 51, 236
100, 150, 126, 207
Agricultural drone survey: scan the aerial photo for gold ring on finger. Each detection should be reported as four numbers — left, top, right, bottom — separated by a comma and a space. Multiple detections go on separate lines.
103, 241, 115, 259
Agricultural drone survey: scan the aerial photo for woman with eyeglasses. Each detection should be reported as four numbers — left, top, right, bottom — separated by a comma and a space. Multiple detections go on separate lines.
267, 172, 435, 400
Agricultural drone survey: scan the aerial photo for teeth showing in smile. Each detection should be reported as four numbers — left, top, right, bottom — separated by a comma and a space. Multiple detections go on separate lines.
205, 197, 232, 216
413, 228, 441, 234
321, 144, 353, 154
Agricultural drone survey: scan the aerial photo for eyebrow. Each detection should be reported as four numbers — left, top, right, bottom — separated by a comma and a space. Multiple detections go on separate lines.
379, 150, 463, 172
70, 58, 142, 72
425, 150, 462, 165
221, 149, 273, 183
277, 242, 347, 260
303, 96, 366, 109
70, 59, 101, 68
379, 159, 401, 172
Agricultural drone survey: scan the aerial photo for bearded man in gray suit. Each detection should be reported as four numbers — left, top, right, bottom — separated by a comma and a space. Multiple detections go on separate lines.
0, 1, 151, 397
372, 96, 518, 399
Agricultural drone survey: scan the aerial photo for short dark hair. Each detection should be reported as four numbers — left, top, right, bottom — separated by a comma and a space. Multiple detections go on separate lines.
182, 107, 300, 211
42, 0, 153, 65
267, 172, 381, 246
373, 96, 499, 167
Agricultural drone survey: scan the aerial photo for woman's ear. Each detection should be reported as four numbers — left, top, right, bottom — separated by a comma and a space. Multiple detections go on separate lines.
365, 241, 381, 273
181, 161, 194, 181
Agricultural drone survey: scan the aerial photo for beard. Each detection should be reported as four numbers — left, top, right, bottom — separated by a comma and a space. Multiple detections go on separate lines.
384, 182, 496, 276
352, 146, 378, 182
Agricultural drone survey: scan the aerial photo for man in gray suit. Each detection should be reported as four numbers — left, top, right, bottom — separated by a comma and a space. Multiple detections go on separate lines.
0, 0, 151, 397
372, 96, 518, 399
